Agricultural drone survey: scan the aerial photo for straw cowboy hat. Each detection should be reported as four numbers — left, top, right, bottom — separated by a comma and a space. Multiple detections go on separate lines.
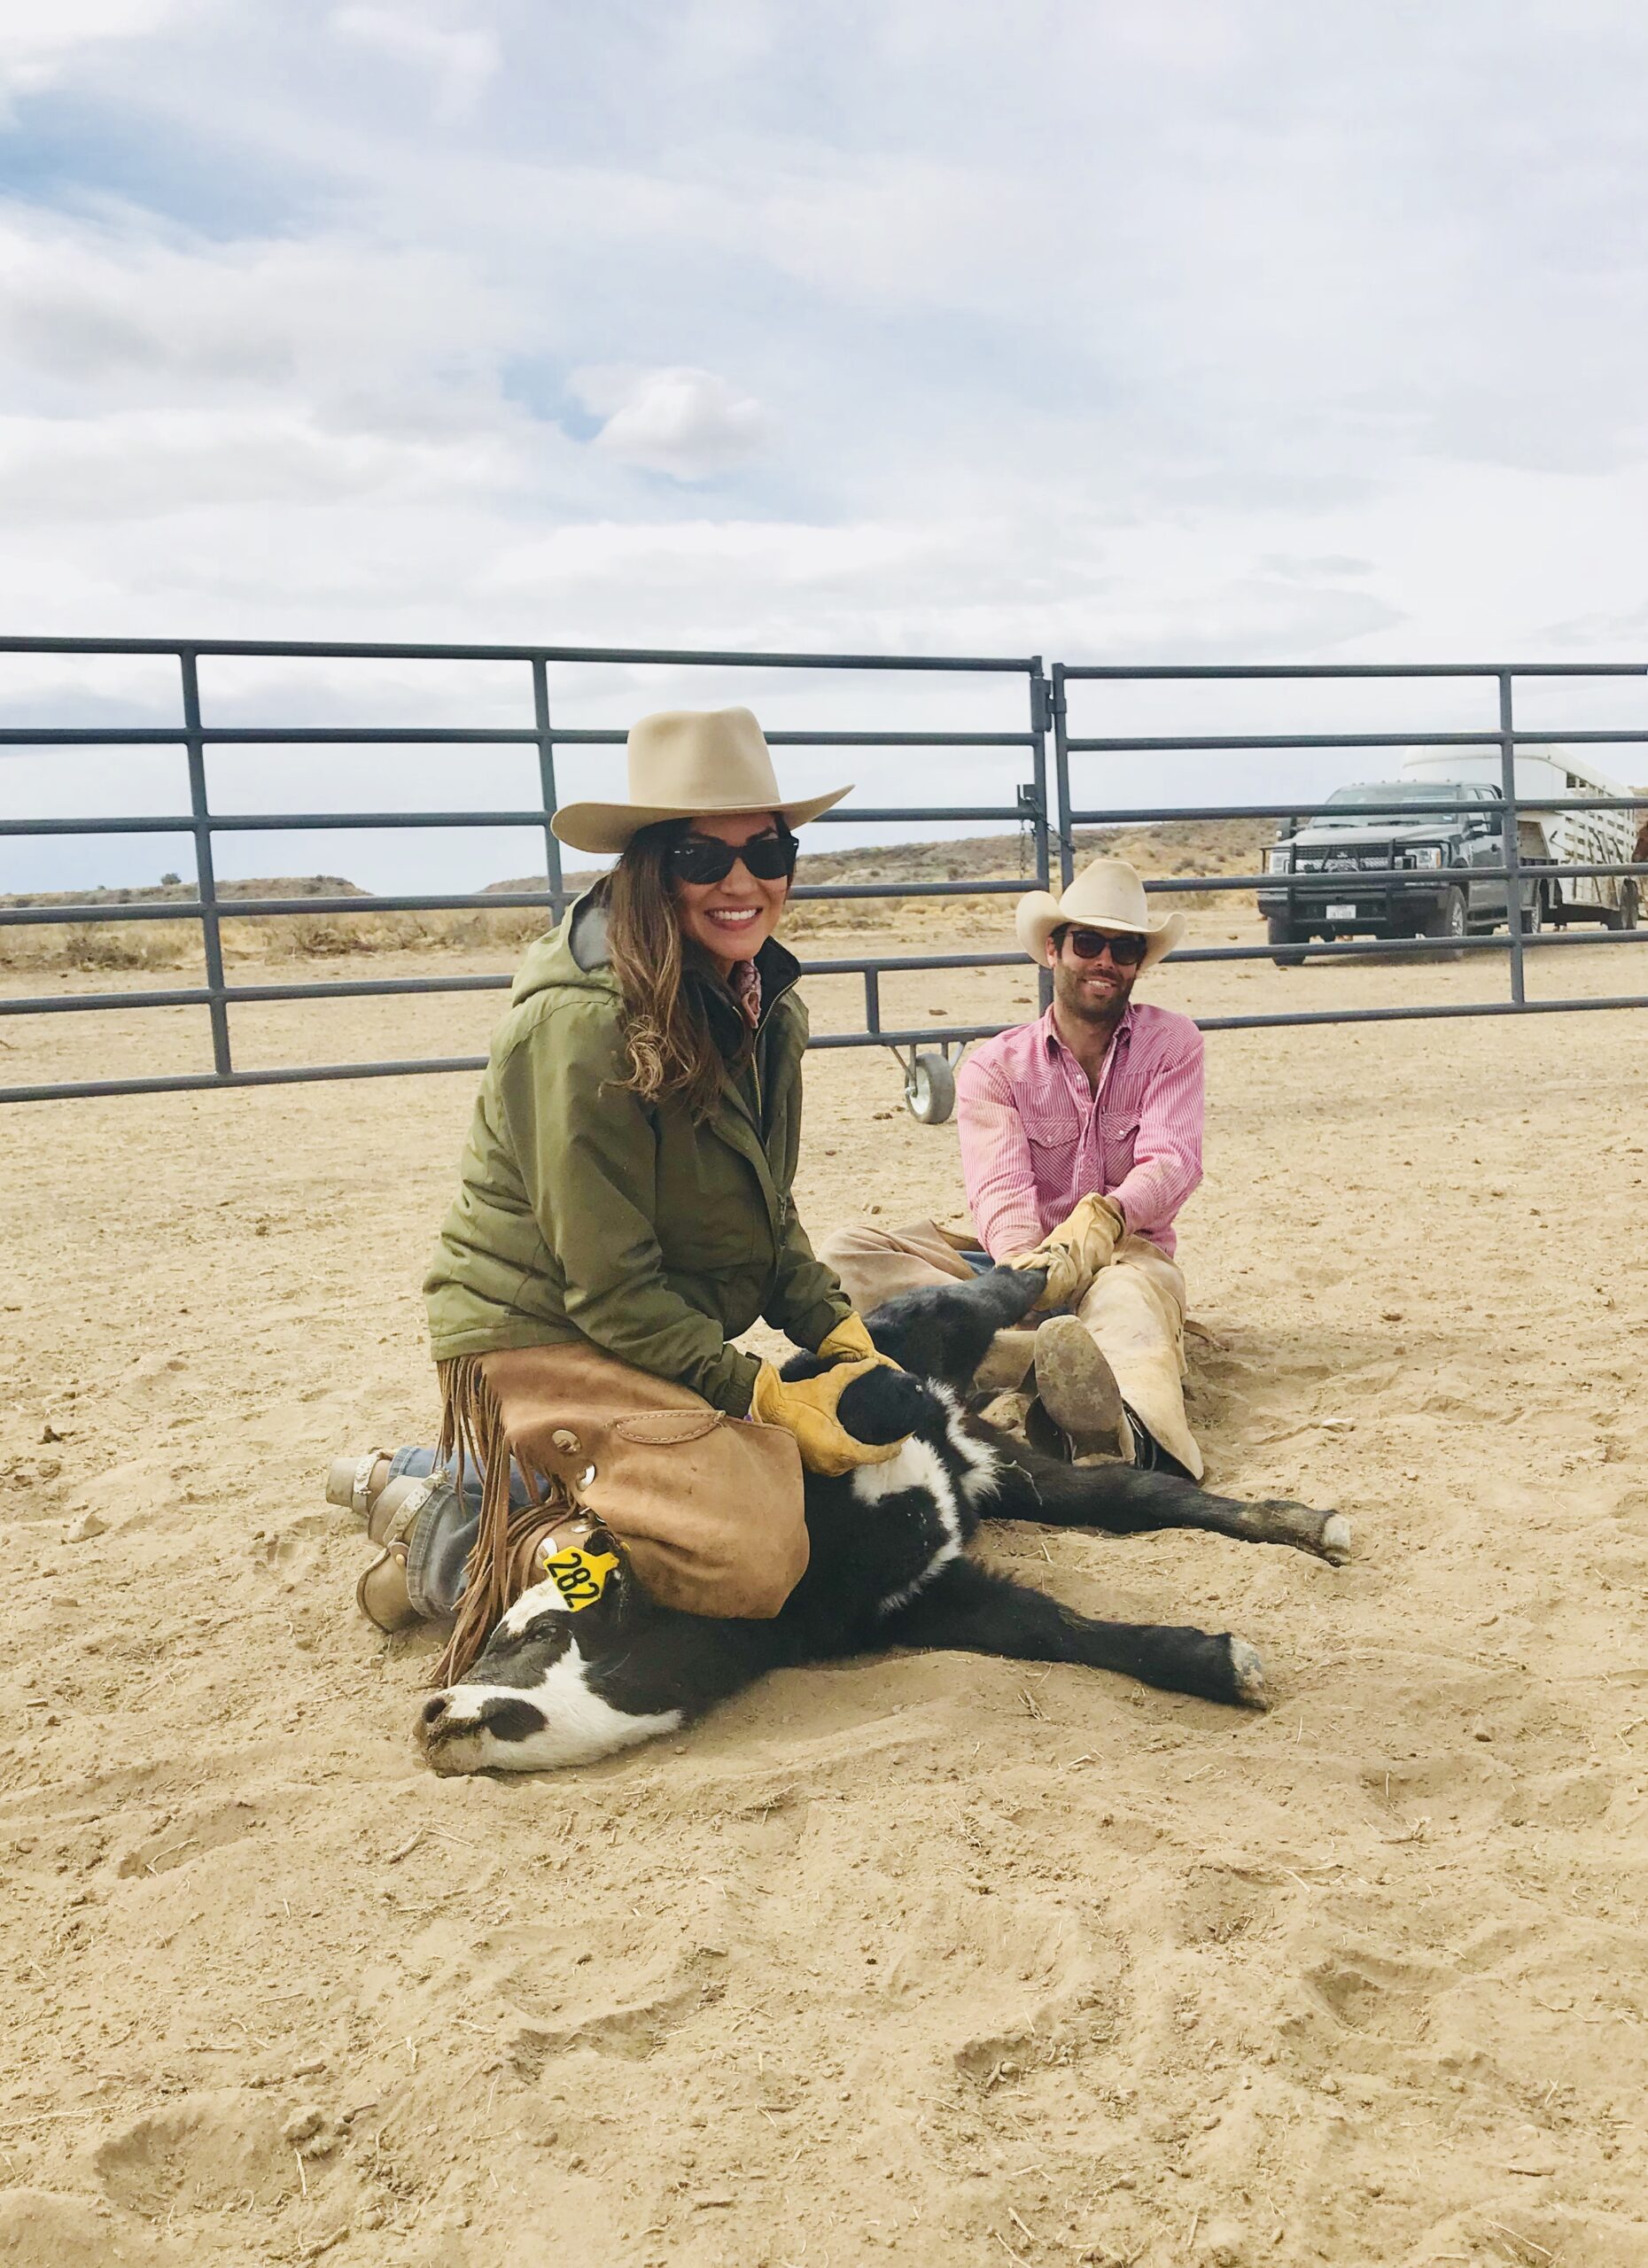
551, 707, 851, 856
1014, 856, 1185, 972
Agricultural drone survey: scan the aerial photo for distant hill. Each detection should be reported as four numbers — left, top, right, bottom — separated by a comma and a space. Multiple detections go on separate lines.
0, 826, 1268, 970
0, 875, 365, 912
488, 818, 1269, 900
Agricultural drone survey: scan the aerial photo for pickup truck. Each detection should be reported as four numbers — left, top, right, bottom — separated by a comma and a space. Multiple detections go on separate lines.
1259, 750, 1642, 956
1258, 780, 1528, 952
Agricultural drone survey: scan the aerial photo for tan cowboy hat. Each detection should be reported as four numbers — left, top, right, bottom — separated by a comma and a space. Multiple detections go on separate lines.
1014, 855, 1185, 972
551, 706, 851, 855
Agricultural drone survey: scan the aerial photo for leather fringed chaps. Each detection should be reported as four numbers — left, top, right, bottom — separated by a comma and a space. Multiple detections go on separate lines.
433, 1355, 571, 1689
431, 1342, 811, 1690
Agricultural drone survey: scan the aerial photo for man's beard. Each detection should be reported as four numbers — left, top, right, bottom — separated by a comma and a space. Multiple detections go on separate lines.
1053, 959, 1134, 1025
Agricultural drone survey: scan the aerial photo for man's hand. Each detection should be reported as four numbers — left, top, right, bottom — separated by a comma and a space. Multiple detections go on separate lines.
1007, 1192, 1124, 1312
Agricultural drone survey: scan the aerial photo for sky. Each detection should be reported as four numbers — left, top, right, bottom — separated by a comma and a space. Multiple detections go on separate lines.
4, 0, 1648, 894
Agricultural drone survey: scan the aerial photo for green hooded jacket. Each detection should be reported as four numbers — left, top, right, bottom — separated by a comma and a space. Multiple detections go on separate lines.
424, 895, 852, 1414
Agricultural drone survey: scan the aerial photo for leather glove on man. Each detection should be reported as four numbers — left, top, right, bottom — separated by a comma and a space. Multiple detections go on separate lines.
1007, 1192, 1125, 1313
750, 1325, 909, 1478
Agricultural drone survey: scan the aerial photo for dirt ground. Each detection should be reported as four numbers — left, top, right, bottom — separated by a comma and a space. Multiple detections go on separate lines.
3, 912, 1647, 2268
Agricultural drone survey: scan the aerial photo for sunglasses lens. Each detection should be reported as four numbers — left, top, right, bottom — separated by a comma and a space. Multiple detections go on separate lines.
670, 837, 735, 884
738, 834, 796, 880
671, 831, 795, 884
1069, 928, 1146, 967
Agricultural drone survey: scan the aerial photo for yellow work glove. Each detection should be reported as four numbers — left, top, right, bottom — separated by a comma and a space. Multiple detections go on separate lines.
1007, 1192, 1125, 1313
816, 1311, 882, 1365
750, 1357, 908, 1477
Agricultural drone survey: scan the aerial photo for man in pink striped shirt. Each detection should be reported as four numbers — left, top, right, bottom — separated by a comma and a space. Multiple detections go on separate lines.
821, 858, 1206, 1480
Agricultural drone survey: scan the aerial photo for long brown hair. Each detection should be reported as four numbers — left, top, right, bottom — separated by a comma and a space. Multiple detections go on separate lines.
600, 819, 787, 1120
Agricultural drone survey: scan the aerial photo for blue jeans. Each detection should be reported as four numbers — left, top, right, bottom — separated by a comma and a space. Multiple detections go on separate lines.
385, 1444, 534, 1511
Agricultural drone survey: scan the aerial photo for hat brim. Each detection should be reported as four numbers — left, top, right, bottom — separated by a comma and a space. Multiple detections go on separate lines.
1014, 891, 1185, 972
550, 783, 851, 856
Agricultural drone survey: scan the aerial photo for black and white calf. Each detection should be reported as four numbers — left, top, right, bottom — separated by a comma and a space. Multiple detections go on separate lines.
416, 1268, 1350, 1776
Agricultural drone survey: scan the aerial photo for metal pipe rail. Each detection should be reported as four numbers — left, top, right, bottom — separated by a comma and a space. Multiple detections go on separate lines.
1133, 862, 1648, 893
0, 803, 1034, 838
16, 926, 1648, 1032
1062, 797, 1647, 822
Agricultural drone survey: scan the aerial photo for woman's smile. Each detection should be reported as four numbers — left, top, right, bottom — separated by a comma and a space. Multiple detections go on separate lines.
688, 893, 776, 966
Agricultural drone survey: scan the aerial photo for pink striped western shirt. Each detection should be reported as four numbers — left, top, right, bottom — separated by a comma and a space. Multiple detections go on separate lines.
955, 1002, 1204, 1260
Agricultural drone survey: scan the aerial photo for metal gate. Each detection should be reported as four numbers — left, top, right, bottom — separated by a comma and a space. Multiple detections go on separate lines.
1052, 660, 1648, 1034
4, 639, 1646, 1107
0, 636, 1053, 1107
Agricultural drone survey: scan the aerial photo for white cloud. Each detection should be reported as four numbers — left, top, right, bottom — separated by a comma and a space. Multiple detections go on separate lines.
570, 366, 774, 480
326, 5, 498, 114
0, 0, 190, 105
0, 407, 524, 523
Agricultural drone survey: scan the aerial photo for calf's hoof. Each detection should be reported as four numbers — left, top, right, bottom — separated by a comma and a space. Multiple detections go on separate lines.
1248, 1497, 1354, 1566
1318, 1513, 1353, 1566
1228, 1637, 1268, 1709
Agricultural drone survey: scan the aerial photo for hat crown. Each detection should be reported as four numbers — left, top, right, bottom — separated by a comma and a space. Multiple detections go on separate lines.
1058, 857, 1153, 932
550, 706, 851, 854
1012, 853, 1185, 972
626, 707, 781, 818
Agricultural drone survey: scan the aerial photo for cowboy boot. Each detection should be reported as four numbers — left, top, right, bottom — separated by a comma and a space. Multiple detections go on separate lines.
971, 1326, 1039, 1397
326, 1449, 393, 1522
356, 1472, 481, 1632
356, 1473, 436, 1634
1028, 1316, 1135, 1464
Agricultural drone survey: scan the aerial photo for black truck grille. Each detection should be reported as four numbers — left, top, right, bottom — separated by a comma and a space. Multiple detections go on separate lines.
1293, 850, 1393, 873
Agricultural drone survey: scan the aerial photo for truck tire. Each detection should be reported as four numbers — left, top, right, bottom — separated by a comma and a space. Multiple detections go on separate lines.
1603, 884, 1638, 932
1421, 885, 1468, 959
1267, 914, 1307, 967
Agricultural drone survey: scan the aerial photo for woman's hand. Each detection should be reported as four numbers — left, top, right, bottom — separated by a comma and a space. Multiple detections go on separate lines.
750, 1357, 909, 1476
817, 1311, 886, 1366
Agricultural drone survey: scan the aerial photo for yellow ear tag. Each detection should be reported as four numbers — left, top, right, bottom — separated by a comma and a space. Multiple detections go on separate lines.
540, 1543, 619, 1612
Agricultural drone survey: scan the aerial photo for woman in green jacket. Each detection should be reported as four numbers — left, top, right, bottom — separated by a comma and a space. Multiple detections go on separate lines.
339, 708, 905, 1666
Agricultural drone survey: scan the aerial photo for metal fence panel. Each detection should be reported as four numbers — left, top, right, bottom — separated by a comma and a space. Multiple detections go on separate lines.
1051, 658, 1648, 1031
5, 641, 1647, 1103
0, 637, 1053, 1108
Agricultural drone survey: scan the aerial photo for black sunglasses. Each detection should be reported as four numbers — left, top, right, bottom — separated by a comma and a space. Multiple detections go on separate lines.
667, 830, 797, 887
1062, 926, 1147, 967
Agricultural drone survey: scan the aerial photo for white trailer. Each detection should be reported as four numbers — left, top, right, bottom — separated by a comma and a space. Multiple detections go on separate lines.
1402, 745, 1643, 930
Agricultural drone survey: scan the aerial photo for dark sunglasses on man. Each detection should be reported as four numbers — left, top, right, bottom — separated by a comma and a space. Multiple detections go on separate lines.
667, 829, 799, 887
1059, 925, 1148, 968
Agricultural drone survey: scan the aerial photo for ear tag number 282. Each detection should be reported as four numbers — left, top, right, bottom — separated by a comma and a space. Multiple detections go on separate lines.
541, 1543, 619, 1612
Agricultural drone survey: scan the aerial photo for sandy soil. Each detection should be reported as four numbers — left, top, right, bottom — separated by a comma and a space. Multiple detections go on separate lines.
3, 913, 1648, 2267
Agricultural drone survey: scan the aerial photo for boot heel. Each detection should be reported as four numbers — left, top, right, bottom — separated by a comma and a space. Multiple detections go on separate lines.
1031, 1317, 1130, 1462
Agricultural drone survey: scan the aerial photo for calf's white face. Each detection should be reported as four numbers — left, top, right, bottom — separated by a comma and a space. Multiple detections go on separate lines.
415, 1581, 682, 1777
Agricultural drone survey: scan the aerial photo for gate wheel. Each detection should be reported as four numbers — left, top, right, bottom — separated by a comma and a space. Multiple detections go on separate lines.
905, 1052, 957, 1125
